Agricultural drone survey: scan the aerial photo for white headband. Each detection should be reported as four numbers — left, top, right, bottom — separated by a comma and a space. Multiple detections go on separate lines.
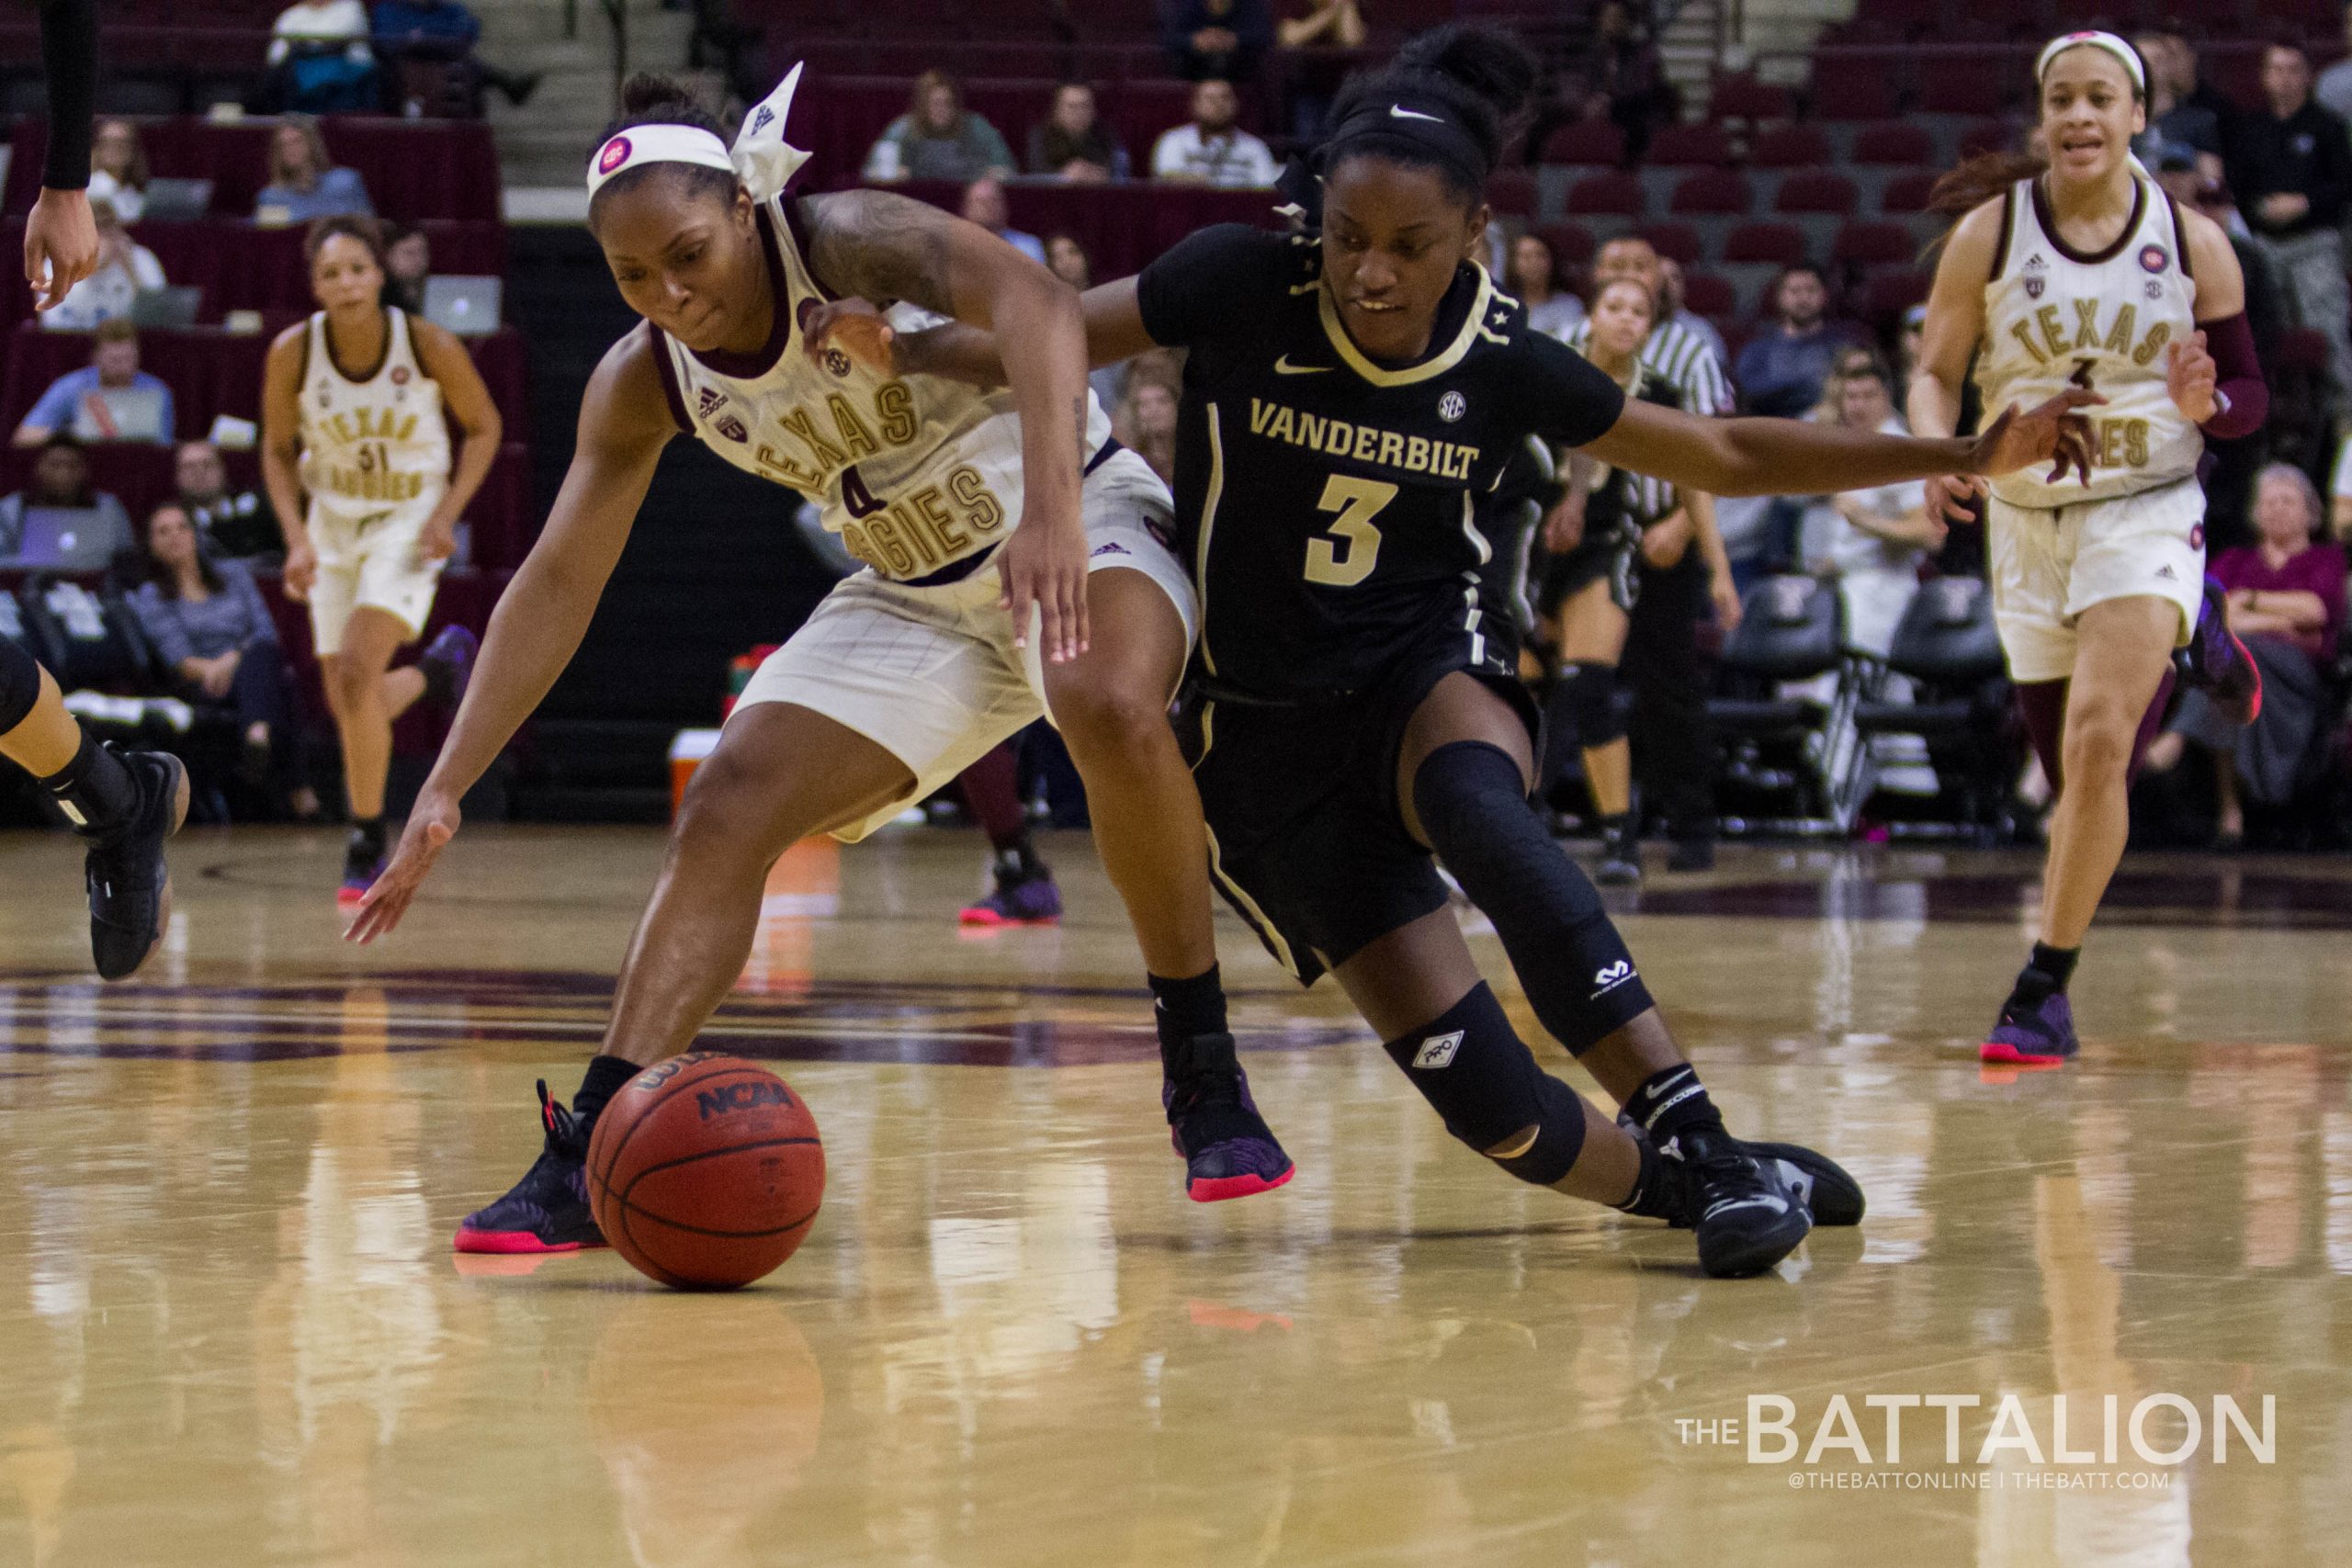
586, 62, 813, 201
2036, 30, 2146, 95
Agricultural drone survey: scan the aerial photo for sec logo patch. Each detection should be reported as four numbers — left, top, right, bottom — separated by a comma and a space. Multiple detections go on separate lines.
1438, 391, 1466, 423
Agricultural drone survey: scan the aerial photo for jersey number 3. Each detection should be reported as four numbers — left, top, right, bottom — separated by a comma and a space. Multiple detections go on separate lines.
1302, 475, 1397, 588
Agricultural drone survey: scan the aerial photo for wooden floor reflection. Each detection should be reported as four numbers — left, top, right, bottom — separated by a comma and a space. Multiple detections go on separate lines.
1, 825, 2348, 1567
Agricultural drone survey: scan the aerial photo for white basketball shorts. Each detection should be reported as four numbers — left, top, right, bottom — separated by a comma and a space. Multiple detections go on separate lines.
306, 489, 448, 656
1984, 474, 2206, 683
732, 447, 1195, 842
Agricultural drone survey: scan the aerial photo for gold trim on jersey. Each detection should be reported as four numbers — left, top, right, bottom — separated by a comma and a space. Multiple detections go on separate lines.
1315, 265, 1495, 388
1197, 402, 1227, 676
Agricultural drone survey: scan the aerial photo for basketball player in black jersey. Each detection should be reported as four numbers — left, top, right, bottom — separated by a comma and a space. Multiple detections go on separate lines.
874, 25, 2096, 1275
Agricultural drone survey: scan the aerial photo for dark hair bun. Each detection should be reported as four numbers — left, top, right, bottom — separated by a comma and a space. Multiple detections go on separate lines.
605, 73, 727, 141
1395, 24, 1540, 129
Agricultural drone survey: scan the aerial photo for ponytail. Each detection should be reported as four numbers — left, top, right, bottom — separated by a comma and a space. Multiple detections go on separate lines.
1928, 150, 2046, 221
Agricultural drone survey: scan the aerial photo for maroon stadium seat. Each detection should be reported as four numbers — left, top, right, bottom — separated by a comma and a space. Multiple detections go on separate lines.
1849, 121, 1936, 166
1678, 270, 1738, 317
1721, 221, 1807, 266
1830, 220, 1918, 266
1532, 222, 1596, 268
1666, 169, 1754, 217
1645, 121, 1734, 168
1957, 118, 2018, 159
1707, 74, 1794, 123
1564, 171, 1645, 219
1860, 266, 1932, 321
1749, 124, 1833, 170
1806, 57, 1901, 121
1774, 171, 1859, 215
1918, 62, 2014, 117
1486, 169, 1537, 218
1880, 170, 1941, 215
1634, 220, 1703, 265
1539, 119, 1626, 168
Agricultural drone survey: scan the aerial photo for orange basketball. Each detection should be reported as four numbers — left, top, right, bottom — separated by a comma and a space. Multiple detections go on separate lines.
586, 1053, 825, 1290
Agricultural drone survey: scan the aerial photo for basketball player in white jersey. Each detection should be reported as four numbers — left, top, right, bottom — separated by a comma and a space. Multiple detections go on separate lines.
1911, 32, 2267, 1066
261, 216, 502, 903
345, 70, 1296, 1254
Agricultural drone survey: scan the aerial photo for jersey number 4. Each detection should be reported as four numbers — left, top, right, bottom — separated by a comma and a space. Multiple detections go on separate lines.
841, 463, 888, 518
1302, 475, 1398, 588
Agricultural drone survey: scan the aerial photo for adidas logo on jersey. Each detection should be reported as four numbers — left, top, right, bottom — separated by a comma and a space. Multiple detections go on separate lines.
1411, 1031, 1464, 1070
697, 387, 729, 419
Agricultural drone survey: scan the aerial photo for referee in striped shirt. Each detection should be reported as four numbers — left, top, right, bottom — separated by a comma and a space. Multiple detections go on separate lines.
1553, 235, 1736, 871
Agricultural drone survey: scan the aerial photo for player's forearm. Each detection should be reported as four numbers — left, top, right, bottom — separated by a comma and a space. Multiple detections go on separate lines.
1703, 420, 1975, 499
260, 447, 309, 542
435, 417, 502, 525
991, 270, 1089, 520
38, 0, 96, 189
1905, 371, 1962, 442
1688, 490, 1732, 581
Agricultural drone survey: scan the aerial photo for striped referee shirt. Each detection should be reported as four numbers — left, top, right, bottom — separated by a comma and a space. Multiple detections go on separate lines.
1566, 313, 1734, 417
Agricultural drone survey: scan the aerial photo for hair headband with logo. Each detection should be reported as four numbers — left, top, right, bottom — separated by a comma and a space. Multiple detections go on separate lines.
2035, 30, 2145, 95
587, 62, 814, 200
1320, 96, 1491, 185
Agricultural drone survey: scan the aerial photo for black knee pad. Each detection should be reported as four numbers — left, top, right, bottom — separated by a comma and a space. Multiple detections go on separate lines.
0, 637, 41, 736
1413, 742, 1657, 1055
1555, 660, 1625, 749
1383, 983, 1589, 1187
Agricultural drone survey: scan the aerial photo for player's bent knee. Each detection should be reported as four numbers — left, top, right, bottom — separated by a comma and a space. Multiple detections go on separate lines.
1382, 982, 1588, 1187
1053, 676, 1171, 759
1559, 660, 1625, 749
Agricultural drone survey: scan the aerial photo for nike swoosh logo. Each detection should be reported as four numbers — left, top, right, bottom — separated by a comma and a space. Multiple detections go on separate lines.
1389, 105, 1443, 123
1702, 1195, 1790, 1222
1273, 355, 1330, 375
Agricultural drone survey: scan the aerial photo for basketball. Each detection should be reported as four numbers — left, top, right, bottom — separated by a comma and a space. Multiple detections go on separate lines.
585, 1053, 825, 1290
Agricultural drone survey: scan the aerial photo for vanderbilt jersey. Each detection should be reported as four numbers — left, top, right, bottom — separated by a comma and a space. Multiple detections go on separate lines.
298, 306, 449, 524
1136, 224, 1626, 701
1976, 174, 2201, 509
650, 196, 1113, 582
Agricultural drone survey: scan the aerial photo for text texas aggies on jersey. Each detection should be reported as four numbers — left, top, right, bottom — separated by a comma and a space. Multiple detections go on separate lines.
650, 196, 1112, 583
1136, 224, 1625, 701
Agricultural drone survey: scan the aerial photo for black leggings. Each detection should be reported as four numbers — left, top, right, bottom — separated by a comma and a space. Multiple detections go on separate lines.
1623, 551, 1716, 840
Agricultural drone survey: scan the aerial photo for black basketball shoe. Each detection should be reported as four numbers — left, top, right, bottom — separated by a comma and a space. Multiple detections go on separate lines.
452, 1081, 606, 1254
1164, 1054, 1295, 1202
1737, 1140, 1865, 1226
1674, 1124, 1814, 1278
85, 746, 188, 981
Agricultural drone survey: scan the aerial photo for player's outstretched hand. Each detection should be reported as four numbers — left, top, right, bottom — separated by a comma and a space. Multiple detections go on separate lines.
1924, 472, 1986, 524
1969, 388, 2102, 486
798, 297, 899, 376
345, 789, 459, 943
998, 500, 1089, 663
1540, 492, 1585, 554
2165, 332, 2219, 423
25, 188, 97, 312
414, 514, 458, 570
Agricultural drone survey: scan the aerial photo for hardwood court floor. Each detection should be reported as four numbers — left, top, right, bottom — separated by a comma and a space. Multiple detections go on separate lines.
2, 825, 2349, 1567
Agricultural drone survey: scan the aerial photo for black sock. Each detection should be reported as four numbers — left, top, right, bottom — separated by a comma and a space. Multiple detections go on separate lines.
420, 653, 456, 707
39, 729, 138, 836
1626, 1063, 1725, 1147
349, 816, 387, 859
572, 1054, 640, 1122
1149, 965, 1233, 1077
1600, 809, 1634, 841
1613, 1132, 1687, 1219
2010, 942, 2079, 1007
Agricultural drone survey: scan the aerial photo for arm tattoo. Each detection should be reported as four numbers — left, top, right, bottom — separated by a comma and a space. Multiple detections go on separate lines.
800, 189, 959, 317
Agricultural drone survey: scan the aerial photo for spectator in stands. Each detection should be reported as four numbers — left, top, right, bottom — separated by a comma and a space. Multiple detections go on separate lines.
1505, 232, 1584, 341
0, 435, 133, 563
958, 177, 1044, 265
175, 440, 278, 562
1656, 258, 1728, 374
862, 72, 1015, 185
37, 199, 165, 332
1801, 360, 1943, 660
126, 500, 297, 795
2145, 464, 2347, 845
1027, 83, 1129, 183
2146, 23, 2239, 135
1894, 302, 1927, 390
2332, 433, 2352, 543
1274, 0, 1363, 138
372, 0, 542, 110
1560, 0, 1672, 160
14, 322, 175, 447
1736, 265, 1860, 421
256, 119, 375, 222
2226, 43, 2352, 417
87, 118, 149, 224
1113, 357, 1182, 491
381, 223, 431, 314
2135, 28, 2224, 175
1150, 78, 1277, 187
1160, 0, 1272, 84
265, 0, 378, 113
